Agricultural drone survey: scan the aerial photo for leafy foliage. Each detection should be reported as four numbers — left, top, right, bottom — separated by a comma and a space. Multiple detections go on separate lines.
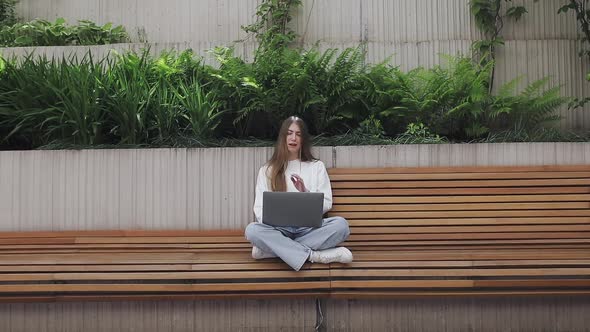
489, 77, 568, 131
469, 0, 538, 91
0, 0, 17, 27
559, 1, 590, 108
1, 48, 572, 150
0, 17, 129, 47
0, 0, 580, 149
0, 50, 224, 149
242, 0, 302, 54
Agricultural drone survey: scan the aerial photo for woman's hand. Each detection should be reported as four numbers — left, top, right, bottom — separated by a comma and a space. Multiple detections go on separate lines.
290, 174, 308, 192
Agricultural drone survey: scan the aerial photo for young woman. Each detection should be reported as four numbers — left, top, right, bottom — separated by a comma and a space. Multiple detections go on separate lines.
244, 116, 353, 271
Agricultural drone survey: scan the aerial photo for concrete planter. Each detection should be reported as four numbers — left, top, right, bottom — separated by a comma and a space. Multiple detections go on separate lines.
1, 142, 589, 231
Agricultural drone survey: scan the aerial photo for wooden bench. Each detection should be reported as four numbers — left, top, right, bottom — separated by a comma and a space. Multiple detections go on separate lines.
327, 165, 590, 298
0, 230, 329, 302
0, 165, 589, 302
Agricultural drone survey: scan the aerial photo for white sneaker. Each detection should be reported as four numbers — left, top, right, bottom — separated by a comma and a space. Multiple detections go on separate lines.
251, 246, 275, 260
309, 247, 353, 264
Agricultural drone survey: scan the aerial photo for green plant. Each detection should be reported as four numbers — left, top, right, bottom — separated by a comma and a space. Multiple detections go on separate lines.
208, 46, 262, 137
559, 1, 590, 108
435, 56, 493, 138
559, 1, 590, 58
45, 56, 106, 145
172, 80, 223, 139
102, 51, 153, 145
371, 56, 492, 139
0, 53, 107, 146
395, 122, 446, 144
0, 18, 70, 46
210, 45, 366, 138
0, 43, 579, 150
242, 0, 302, 54
353, 115, 385, 138
0, 0, 17, 27
0, 17, 128, 47
74, 20, 128, 45
481, 127, 590, 142
469, 0, 538, 91
359, 61, 406, 136
0, 54, 61, 148
488, 77, 568, 132
301, 47, 366, 134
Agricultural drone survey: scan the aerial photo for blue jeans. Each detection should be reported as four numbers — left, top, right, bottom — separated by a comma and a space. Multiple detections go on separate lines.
244, 216, 350, 271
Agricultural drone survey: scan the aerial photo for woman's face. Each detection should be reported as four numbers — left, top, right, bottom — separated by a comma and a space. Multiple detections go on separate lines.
286, 122, 302, 155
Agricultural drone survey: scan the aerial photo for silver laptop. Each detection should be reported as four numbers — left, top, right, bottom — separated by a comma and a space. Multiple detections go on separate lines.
262, 191, 324, 228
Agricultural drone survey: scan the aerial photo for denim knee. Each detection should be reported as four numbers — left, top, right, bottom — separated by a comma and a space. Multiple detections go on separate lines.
244, 222, 261, 242
331, 216, 350, 240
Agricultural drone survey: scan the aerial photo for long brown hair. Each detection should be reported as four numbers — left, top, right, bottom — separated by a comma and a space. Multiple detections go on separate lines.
267, 116, 316, 192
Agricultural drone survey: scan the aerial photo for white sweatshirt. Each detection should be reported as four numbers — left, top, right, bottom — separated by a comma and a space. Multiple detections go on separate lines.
253, 159, 333, 223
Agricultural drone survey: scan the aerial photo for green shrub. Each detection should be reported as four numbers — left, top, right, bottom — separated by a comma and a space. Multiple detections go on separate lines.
0, 17, 129, 47
364, 56, 491, 139
488, 77, 568, 132
0, 49, 575, 150
0, 54, 107, 146
0, 0, 17, 27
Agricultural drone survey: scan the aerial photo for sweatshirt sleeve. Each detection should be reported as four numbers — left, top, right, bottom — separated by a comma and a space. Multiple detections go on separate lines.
253, 166, 269, 223
316, 161, 333, 214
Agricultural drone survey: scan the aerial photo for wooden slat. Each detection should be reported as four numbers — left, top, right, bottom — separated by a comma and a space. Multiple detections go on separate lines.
0, 236, 249, 245
329, 268, 590, 277
327, 165, 590, 174
6, 258, 587, 275
346, 217, 590, 226
0, 269, 330, 281
0, 244, 193, 250
0, 242, 250, 249
0, 262, 327, 273
330, 260, 590, 268
0, 252, 260, 265
0, 292, 332, 303
329, 172, 590, 181
348, 225, 590, 234
347, 254, 590, 261
473, 279, 590, 288
0, 282, 331, 293
331, 202, 590, 212
333, 187, 590, 196
338, 211, 590, 220
473, 259, 590, 267
334, 194, 590, 204
0, 230, 244, 239
348, 250, 590, 261
337, 210, 590, 219
0, 248, 251, 255
331, 179, 590, 189
331, 280, 474, 288
343, 239, 590, 246
329, 290, 590, 299
74, 236, 249, 244
345, 244, 590, 250
331, 279, 590, 289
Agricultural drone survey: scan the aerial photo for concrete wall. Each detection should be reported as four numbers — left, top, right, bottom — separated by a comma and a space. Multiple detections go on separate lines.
1, 143, 590, 231
0, 296, 588, 331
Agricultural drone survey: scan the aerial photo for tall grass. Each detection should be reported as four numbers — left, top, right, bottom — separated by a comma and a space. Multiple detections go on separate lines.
0, 54, 106, 145
0, 50, 224, 148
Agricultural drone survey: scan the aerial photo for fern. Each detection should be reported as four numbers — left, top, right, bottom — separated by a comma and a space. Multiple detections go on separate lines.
490, 78, 568, 131
301, 47, 366, 134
